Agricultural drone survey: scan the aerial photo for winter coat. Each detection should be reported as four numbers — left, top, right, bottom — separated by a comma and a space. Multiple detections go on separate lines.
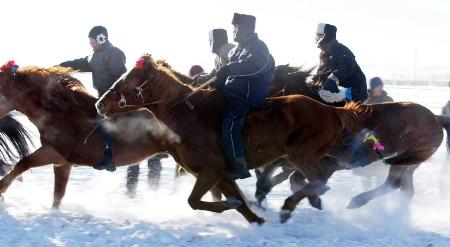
212, 43, 235, 74
215, 33, 275, 107
60, 41, 126, 96
365, 90, 393, 104
313, 41, 367, 102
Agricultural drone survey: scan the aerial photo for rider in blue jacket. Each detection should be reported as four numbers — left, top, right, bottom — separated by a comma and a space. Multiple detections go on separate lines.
212, 13, 275, 179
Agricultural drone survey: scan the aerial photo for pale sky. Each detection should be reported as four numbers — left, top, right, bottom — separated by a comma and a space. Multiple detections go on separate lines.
2, 0, 450, 81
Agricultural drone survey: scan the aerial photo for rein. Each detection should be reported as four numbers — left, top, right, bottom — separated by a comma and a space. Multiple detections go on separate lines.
107, 80, 164, 108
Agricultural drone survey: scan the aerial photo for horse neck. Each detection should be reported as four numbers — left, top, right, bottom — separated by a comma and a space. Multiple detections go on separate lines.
146, 70, 193, 122
288, 79, 323, 102
14, 85, 97, 130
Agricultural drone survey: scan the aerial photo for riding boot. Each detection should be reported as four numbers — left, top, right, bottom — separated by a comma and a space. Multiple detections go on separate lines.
228, 157, 251, 180
93, 119, 116, 172
93, 146, 116, 172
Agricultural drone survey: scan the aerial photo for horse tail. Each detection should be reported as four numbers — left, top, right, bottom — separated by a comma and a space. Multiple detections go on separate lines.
0, 114, 34, 163
333, 102, 370, 135
437, 114, 450, 153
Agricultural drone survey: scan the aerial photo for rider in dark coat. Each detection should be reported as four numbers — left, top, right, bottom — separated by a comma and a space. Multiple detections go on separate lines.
212, 13, 275, 179
60, 26, 127, 172
312, 23, 367, 104
60, 26, 126, 97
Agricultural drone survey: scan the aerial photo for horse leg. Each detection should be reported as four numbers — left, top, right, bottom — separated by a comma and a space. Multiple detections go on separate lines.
187, 171, 233, 213
400, 164, 419, 200
215, 178, 265, 224
147, 156, 162, 189
280, 161, 329, 223
254, 161, 280, 206
0, 145, 65, 194
52, 164, 72, 209
210, 185, 222, 201
346, 165, 407, 209
287, 171, 323, 209
126, 164, 140, 198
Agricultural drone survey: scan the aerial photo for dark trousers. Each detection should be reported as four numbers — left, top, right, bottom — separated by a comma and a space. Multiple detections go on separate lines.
221, 98, 249, 161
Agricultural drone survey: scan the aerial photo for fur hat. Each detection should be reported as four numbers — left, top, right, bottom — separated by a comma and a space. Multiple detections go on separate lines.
88, 26, 108, 44
369, 77, 383, 89
232, 13, 256, 33
315, 23, 337, 46
209, 29, 228, 54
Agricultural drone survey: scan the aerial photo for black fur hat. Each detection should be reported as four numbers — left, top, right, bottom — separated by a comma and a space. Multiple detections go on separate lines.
88, 26, 108, 44
232, 13, 256, 32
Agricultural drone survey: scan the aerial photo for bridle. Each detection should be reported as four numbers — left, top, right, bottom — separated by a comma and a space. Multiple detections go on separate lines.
107, 79, 163, 108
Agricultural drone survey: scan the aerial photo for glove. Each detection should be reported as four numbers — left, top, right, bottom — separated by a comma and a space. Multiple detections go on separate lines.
322, 73, 340, 93
215, 65, 231, 80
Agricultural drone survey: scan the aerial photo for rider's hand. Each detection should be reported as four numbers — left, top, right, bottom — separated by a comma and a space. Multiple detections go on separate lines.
323, 78, 339, 93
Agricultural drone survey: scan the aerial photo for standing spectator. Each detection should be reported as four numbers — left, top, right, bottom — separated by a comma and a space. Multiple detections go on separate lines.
365, 77, 393, 104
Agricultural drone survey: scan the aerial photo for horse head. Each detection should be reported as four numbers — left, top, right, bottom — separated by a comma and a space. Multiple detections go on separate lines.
97, 53, 191, 118
270, 64, 316, 98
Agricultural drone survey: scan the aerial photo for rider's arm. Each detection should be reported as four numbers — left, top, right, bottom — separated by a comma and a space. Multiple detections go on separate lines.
59, 57, 91, 72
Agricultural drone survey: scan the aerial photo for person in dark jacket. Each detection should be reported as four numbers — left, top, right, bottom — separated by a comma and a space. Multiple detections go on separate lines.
59, 26, 127, 172
312, 23, 367, 104
212, 13, 275, 180
365, 77, 393, 104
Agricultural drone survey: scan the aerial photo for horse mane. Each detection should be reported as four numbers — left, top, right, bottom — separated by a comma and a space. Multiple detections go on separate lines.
141, 54, 196, 97
343, 101, 372, 122
140, 54, 222, 115
155, 59, 194, 85
16, 66, 97, 111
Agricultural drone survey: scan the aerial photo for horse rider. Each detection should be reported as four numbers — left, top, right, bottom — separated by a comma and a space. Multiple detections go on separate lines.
312, 23, 367, 105
59, 25, 127, 172
212, 13, 275, 180
193, 28, 236, 86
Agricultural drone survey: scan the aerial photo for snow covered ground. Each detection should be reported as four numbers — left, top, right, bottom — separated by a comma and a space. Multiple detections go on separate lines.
0, 86, 449, 247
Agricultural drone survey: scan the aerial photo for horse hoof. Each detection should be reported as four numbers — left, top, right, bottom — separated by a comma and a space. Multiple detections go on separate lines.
249, 200, 267, 211
250, 216, 266, 225
308, 197, 322, 210
226, 196, 243, 209
279, 209, 292, 223
346, 196, 367, 209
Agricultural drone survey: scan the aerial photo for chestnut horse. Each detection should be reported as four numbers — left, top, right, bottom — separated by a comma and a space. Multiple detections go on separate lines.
269, 64, 450, 208
96, 54, 368, 223
148, 61, 450, 212
0, 66, 180, 208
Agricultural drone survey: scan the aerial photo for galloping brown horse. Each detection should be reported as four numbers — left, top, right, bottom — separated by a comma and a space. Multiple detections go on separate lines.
145, 61, 450, 212
269, 65, 450, 208
0, 65, 180, 208
96, 54, 368, 223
